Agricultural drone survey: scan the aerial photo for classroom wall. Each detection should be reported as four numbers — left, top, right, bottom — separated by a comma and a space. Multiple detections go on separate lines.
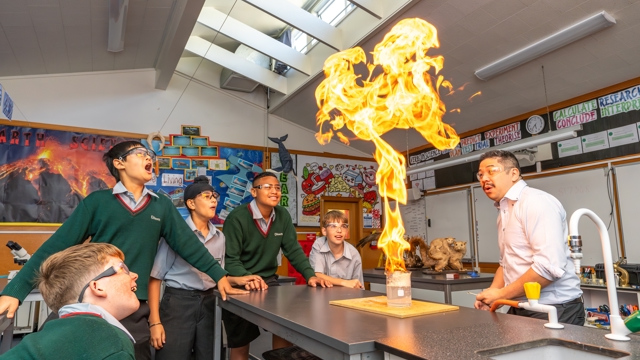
0, 69, 370, 157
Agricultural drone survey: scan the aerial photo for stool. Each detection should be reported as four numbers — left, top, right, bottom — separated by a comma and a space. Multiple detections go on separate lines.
262, 345, 322, 360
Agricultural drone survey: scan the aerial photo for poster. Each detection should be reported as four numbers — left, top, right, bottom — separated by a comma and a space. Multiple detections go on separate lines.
607, 124, 639, 148
145, 146, 263, 223
297, 155, 380, 227
270, 152, 297, 223
0, 125, 134, 222
581, 131, 610, 153
557, 137, 583, 158
2, 91, 13, 120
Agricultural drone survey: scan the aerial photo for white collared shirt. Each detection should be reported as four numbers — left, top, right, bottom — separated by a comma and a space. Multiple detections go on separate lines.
112, 181, 158, 209
495, 180, 582, 304
308, 236, 364, 285
249, 199, 275, 234
59, 303, 135, 343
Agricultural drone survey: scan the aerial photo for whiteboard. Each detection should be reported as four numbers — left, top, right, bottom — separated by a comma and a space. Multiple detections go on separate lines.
473, 186, 500, 262
399, 197, 427, 240
613, 162, 640, 263
474, 168, 618, 266
425, 189, 472, 258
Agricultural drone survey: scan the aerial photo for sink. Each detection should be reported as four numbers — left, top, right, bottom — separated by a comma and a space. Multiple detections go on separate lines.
476, 339, 630, 360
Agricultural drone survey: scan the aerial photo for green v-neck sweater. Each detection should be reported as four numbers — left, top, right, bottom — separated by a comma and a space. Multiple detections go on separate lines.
223, 204, 315, 281
2, 190, 227, 302
1, 314, 134, 359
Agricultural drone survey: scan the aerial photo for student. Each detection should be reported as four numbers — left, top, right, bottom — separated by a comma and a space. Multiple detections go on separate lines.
0, 141, 248, 359
2, 243, 139, 360
222, 172, 330, 360
474, 150, 584, 325
309, 210, 364, 289
148, 176, 265, 360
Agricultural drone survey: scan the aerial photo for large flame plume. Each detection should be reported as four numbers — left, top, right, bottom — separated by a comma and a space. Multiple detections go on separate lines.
315, 18, 459, 273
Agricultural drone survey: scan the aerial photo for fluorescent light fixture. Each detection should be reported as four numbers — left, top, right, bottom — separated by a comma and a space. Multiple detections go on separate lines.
108, 0, 129, 52
406, 125, 582, 175
475, 12, 615, 80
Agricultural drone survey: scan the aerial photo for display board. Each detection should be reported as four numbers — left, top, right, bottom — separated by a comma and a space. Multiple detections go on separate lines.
474, 168, 618, 266
399, 197, 427, 240
270, 152, 297, 224
612, 162, 640, 263
425, 189, 472, 258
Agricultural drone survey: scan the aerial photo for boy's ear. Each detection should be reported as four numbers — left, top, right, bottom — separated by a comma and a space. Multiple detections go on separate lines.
321, 227, 327, 237
186, 199, 196, 210
113, 157, 126, 170
87, 281, 108, 299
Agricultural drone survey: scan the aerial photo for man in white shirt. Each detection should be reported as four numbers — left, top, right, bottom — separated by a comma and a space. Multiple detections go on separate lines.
474, 150, 584, 325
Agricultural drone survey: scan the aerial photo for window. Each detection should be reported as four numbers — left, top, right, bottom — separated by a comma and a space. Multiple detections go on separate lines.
290, 0, 355, 54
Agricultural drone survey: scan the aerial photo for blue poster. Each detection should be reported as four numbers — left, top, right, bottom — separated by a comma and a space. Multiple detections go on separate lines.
2, 91, 13, 120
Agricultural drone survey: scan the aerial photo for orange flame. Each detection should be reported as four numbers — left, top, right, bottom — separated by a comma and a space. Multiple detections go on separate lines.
315, 18, 459, 273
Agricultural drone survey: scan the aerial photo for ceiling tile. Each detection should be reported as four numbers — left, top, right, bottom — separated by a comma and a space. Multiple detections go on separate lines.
617, 45, 640, 65
515, 1, 561, 28
67, 45, 93, 72
13, 46, 46, 73
540, 0, 587, 13
41, 46, 71, 73
59, 0, 89, 8
3, 25, 39, 48
64, 26, 92, 46
142, 7, 171, 31
26, 0, 58, 5
482, 0, 527, 22
448, 0, 493, 15
91, 2, 108, 20
124, 25, 142, 46
425, 3, 466, 30
458, 8, 498, 35
91, 49, 115, 71
0, 0, 29, 12
0, 11, 33, 27
114, 49, 137, 69
35, 25, 66, 49
60, 6, 90, 26
0, 52, 23, 75
146, 0, 176, 8
29, 5, 63, 26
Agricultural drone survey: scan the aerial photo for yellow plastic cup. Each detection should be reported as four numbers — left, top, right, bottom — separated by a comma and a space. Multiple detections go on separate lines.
524, 282, 541, 300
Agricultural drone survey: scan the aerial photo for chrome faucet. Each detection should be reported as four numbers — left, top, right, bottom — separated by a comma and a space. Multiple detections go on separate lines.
568, 209, 632, 341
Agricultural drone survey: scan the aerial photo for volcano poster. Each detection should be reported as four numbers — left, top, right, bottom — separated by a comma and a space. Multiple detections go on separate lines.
0, 125, 133, 223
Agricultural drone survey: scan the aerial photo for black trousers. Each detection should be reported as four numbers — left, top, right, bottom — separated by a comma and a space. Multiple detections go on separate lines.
222, 275, 281, 348
154, 287, 216, 360
507, 297, 585, 326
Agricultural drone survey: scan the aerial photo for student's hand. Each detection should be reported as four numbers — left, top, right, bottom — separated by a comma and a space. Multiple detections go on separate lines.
474, 300, 491, 311
307, 276, 332, 288
150, 324, 165, 350
228, 275, 268, 291
0, 296, 20, 318
476, 288, 503, 307
341, 279, 363, 289
217, 276, 249, 301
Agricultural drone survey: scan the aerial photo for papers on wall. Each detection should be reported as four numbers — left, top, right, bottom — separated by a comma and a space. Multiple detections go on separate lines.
607, 124, 639, 147
581, 131, 610, 153
399, 197, 427, 239
557, 137, 583, 158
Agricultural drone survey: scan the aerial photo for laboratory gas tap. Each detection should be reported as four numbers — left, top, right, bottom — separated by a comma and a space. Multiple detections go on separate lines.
568, 209, 638, 341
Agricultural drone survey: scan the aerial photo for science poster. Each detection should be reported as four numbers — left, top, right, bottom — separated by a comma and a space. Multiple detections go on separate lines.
144, 146, 263, 224
0, 125, 134, 223
296, 155, 380, 227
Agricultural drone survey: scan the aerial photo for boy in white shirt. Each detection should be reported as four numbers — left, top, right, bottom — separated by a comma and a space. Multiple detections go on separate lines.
309, 210, 364, 288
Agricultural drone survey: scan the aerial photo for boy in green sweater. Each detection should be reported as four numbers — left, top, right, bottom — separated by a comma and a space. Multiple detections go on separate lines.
0, 140, 253, 359
2, 243, 139, 360
223, 172, 330, 360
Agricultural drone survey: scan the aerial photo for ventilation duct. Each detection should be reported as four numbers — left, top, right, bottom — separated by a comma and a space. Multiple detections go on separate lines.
220, 44, 271, 92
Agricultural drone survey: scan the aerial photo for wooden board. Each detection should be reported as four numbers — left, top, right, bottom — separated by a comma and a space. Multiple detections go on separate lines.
329, 296, 459, 318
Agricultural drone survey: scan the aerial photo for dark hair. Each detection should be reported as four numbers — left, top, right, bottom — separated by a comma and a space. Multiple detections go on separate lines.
102, 141, 145, 181
478, 150, 521, 175
184, 176, 215, 214
252, 171, 278, 186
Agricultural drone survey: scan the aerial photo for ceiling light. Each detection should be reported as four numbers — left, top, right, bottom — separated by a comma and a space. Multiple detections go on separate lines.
108, 0, 129, 52
406, 125, 582, 175
475, 12, 615, 80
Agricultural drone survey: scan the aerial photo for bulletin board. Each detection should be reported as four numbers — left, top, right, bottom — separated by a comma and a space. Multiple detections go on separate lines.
612, 161, 640, 263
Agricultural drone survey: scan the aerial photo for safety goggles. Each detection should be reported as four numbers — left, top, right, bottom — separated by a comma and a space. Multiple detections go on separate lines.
119, 147, 157, 162
77, 262, 131, 303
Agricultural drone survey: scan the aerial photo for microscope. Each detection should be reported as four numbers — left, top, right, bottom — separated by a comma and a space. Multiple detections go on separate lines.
6, 241, 31, 281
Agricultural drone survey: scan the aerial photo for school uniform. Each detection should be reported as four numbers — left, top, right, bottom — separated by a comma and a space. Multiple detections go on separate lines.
309, 236, 364, 285
151, 217, 225, 360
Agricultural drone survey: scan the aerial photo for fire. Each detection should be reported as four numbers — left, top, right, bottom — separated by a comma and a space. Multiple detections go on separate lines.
0, 140, 115, 198
315, 18, 459, 273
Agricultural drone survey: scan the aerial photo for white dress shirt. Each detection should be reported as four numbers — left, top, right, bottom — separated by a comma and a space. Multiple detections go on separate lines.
496, 180, 582, 304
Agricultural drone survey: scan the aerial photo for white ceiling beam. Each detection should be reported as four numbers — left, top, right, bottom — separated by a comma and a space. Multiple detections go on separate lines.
348, 0, 382, 19
185, 36, 288, 94
198, 7, 311, 75
242, 0, 343, 51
